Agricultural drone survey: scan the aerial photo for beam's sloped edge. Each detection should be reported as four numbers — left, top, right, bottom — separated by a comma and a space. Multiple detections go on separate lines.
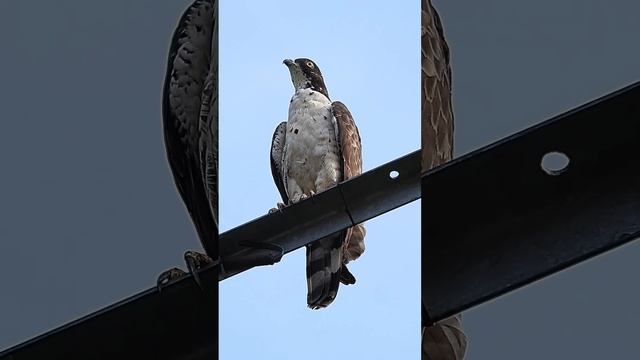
423, 80, 640, 324
0, 266, 217, 360
0, 148, 421, 358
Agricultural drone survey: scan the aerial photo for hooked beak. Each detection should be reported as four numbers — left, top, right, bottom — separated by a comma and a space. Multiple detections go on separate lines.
283, 58, 295, 67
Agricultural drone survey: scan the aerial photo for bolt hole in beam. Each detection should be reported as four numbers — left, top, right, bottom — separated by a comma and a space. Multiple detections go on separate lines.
389, 170, 400, 179
540, 151, 570, 176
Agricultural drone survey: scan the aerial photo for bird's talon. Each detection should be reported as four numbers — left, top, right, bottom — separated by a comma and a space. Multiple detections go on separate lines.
184, 250, 213, 291
157, 251, 213, 293
268, 202, 287, 214
268, 207, 278, 214
156, 267, 187, 292
290, 193, 311, 204
185, 254, 201, 289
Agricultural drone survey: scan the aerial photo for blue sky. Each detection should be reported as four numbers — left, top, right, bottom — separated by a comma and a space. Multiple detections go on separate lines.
218, 1, 420, 358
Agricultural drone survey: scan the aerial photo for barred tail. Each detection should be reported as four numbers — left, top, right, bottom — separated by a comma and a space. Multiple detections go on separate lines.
306, 232, 344, 309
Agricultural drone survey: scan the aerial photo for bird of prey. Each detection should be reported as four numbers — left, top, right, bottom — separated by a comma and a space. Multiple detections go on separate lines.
270, 58, 366, 309
158, 0, 218, 288
422, 0, 467, 359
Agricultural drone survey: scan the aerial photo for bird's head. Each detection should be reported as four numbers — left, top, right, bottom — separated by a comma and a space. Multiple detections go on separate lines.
283, 58, 329, 98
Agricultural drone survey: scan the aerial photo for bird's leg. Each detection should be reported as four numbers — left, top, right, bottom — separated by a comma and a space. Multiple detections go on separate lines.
156, 250, 214, 292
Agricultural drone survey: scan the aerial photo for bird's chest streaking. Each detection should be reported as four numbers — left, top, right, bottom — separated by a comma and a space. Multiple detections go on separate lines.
283, 88, 341, 200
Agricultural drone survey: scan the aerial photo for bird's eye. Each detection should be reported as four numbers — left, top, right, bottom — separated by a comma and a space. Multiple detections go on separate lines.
306, 61, 314, 68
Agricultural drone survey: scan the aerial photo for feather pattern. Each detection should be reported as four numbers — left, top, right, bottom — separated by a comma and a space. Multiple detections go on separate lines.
422, 0, 454, 173
162, 0, 218, 257
422, 0, 467, 359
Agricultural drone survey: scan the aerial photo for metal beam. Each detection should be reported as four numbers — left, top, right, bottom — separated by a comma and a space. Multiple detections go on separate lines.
219, 149, 421, 280
0, 266, 217, 360
422, 80, 640, 325
0, 149, 420, 358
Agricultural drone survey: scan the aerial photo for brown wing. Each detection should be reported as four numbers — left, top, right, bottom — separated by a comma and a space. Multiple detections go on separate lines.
162, 0, 218, 257
422, 1, 467, 359
332, 101, 362, 180
332, 101, 365, 264
422, 0, 454, 173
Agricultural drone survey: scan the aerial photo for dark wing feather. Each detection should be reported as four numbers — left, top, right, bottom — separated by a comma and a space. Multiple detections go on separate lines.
270, 121, 288, 204
162, 0, 217, 257
422, 1, 466, 359
198, 0, 218, 225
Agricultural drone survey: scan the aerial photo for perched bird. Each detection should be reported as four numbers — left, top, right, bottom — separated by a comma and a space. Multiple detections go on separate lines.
158, 0, 218, 289
270, 58, 366, 309
422, 0, 467, 359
